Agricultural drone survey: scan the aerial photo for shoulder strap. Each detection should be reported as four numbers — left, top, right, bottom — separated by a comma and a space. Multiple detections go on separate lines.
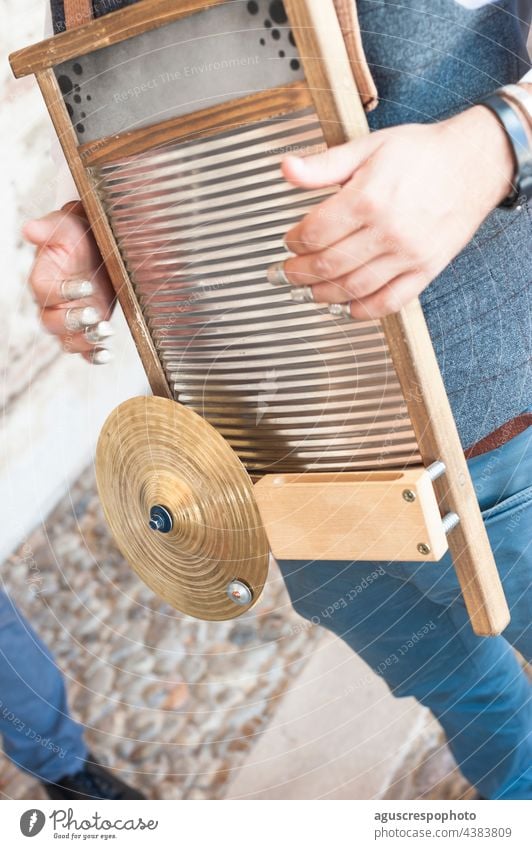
332, 0, 378, 111
63, 0, 93, 29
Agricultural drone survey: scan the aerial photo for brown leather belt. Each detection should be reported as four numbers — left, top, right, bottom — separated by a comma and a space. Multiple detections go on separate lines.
465, 413, 532, 459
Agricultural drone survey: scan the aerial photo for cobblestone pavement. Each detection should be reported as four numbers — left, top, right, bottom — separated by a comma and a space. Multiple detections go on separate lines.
0, 469, 528, 800
383, 657, 531, 801
0, 469, 322, 800
382, 713, 476, 800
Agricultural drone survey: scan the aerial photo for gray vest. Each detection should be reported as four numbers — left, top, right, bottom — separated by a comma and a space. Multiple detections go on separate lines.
358, 0, 532, 448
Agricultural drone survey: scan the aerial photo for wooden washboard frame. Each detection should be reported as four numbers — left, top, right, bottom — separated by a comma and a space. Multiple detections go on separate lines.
10, 0, 510, 635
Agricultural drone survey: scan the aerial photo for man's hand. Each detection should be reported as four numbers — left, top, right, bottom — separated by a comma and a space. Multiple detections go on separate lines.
275, 105, 515, 319
23, 202, 116, 363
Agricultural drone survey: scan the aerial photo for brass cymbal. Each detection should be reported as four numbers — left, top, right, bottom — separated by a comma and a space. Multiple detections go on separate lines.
95, 396, 270, 620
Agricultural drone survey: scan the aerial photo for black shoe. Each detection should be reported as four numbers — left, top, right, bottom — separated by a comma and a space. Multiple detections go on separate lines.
42, 753, 145, 800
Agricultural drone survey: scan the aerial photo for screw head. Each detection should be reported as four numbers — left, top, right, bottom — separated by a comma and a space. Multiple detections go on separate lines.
403, 489, 416, 503
417, 543, 431, 556
227, 580, 253, 606
148, 505, 173, 534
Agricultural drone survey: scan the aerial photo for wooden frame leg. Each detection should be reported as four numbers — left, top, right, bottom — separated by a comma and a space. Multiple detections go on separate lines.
285, 0, 510, 635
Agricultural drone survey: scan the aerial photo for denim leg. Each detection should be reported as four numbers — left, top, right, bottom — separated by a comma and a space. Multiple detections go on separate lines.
278, 423, 532, 799
386, 422, 532, 661
278, 558, 532, 799
0, 591, 88, 782
383, 549, 532, 799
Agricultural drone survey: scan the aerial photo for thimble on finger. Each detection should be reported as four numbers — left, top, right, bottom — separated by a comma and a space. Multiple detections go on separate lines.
290, 285, 315, 304
328, 302, 353, 319
60, 279, 94, 301
84, 321, 114, 344
64, 306, 101, 332
267, 261, 291, 287
87, 348, 113, 365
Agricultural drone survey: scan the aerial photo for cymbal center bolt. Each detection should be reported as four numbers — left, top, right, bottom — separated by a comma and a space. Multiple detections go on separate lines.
227, 580, 253, 606
148, 505, 173, 534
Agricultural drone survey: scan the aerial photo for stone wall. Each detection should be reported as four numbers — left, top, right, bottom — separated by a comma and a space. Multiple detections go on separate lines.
1, 1, 146, 563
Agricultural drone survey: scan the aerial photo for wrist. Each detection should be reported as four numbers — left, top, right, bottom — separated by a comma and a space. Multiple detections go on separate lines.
443, 104, 516, 210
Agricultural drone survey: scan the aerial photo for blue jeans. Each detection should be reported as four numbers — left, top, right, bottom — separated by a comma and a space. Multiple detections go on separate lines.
278, 422, 532, 800
0, 592, 87, 782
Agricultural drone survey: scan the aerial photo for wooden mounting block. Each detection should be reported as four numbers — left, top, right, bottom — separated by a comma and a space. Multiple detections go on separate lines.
254, 468, 449, 563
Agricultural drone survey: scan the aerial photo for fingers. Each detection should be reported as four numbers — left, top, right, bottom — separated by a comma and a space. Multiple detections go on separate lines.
46, 315, 114, 356
31, 273, 91, 310
282, 138, 382, 256
59, 331, 108, 356
281, 229, 391, 289
81, 349, 114, 365
40, 304, 104, 336
24, 205, 116, 364
30, 262, 114, 321
281, 136, 375, 190
25, 212, 100, 309
38, 297, 115, 361
296, 255, 413, 305
268, 253, 425, 319
345, 272, 426, 321
284, 187, 365, 256
35, 279, 96, 309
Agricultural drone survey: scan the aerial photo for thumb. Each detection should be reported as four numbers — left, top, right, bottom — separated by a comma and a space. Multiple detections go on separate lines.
22, 208, 86, 249
281, 135, 376, 188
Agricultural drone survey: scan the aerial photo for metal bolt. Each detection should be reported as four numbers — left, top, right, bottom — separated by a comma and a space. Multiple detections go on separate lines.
148, 505, 173, 534
227, 580, 253, 606
426, 461, 447, 482
403, 489, 416, 503
417, 543, 431, 556
442, 512, 460, 535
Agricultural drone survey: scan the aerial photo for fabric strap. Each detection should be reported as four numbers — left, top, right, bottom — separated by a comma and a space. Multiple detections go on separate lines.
63, 0, 93, 29
333, 0, 378, 111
